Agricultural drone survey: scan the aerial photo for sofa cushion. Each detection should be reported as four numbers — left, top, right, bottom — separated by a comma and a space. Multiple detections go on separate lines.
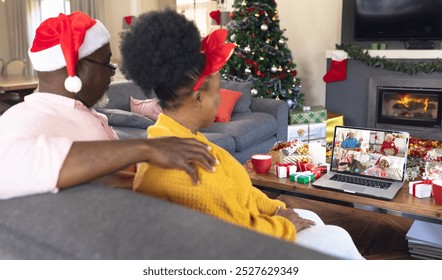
203, 132, 235, 154
104, 81, 153, 111
220, 80, 252, 113
112, 126, 148, 140
201, 112, 278, 152
215, 89, 242, 122
97, 108, 154, 129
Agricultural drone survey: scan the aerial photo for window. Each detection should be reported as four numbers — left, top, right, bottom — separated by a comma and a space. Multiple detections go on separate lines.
176, 0, 218, 37
39, 0, 70, 21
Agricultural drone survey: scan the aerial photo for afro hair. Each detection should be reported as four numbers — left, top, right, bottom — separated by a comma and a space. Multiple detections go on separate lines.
120, 9, 204, 104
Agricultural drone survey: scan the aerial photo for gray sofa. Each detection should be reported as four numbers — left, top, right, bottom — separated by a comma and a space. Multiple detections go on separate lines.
0, 183, 335, 259
98, 80, 289, 164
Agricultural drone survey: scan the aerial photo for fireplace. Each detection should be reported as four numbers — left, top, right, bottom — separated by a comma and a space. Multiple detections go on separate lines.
368, 77, 442, 140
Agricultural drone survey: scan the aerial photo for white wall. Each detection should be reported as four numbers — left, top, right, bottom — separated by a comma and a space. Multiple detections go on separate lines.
102, 0, 162, 63
278, 0, 342, 107
0, 2, 10, 63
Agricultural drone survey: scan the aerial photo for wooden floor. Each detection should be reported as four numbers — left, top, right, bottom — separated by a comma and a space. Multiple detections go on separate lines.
268, 192, 415, 260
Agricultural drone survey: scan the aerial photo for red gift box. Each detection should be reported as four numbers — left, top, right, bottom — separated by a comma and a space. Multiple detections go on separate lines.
409, 179, 433, 198
275, 162, 297, 178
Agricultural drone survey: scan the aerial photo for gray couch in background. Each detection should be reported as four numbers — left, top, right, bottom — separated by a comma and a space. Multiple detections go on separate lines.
0, 184, 335, 259
98, 80, 289, 164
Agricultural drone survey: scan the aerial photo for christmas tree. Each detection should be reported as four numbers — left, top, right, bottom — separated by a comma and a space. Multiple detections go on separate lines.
221, 0, 303, 109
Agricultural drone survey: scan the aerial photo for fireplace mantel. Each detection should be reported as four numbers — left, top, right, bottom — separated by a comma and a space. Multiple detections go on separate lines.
326, 49, 442, 59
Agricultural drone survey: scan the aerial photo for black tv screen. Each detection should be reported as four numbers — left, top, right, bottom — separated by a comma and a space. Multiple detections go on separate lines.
354, 0, 442, 40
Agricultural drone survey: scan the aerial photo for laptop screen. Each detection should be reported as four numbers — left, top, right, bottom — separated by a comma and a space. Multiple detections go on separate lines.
330, 126, 409, 182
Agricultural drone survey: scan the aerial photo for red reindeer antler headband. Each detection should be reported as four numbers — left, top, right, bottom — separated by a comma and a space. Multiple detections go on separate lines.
192, 29, 235, 91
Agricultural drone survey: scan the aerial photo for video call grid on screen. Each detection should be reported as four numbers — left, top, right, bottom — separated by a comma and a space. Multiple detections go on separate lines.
330, 127, 409, 181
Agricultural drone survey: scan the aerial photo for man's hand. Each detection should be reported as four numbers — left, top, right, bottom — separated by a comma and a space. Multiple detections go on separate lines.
275, 207, 315, 232
145, 137, 217, 184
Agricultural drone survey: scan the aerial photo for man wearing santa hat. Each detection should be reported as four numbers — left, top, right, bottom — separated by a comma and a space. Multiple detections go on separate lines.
0, 11, 216, 199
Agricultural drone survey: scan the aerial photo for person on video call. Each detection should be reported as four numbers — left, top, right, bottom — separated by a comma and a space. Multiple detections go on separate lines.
341, 131, 362, 149
365, 156, 390, 178
119, 8, 364, 260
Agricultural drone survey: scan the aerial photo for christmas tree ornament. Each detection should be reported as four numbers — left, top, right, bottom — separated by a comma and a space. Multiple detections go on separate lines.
279, 39, 285, 44
260, 24, 268, 31
275, 45, 279, 50
266, 39, 270, 43
259, 57, 264, 60
244, 45, 251, 53
230, 34, 236, 41
272, 16, 276, 21
255, 13, 260, 17
277, 66, 282, 72
245, 68, 251, 74
241, 1, 246, 6
323, 50, 348, 83
271, 65, 277, 73
251, 88, 258, 95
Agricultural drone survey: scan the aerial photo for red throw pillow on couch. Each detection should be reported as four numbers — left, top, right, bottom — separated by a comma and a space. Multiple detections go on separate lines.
215, 89, 242, 122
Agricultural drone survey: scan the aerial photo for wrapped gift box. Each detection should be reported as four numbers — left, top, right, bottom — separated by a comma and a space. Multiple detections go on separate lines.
409, 180, 432, 198
290, 172, 315, 184
274, 162, 297, 178
287, 122, 326, 144
326, 111, 344, 143
289, 106, 327, 125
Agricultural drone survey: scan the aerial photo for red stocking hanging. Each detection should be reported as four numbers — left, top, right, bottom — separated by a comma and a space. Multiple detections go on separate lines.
323, 50, 348, 83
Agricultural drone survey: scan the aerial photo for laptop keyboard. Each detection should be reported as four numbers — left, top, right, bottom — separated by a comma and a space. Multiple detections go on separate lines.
330, 174, 392, 190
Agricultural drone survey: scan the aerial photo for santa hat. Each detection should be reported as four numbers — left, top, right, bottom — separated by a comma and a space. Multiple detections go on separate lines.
28, 11, 110, 93
376, 156, 390, 166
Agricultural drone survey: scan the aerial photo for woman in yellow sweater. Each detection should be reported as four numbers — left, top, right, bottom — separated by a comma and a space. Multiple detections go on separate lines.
120, 9, 363, 260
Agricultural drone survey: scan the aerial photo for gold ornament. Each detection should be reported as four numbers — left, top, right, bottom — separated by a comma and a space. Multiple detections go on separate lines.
297, 129, 305, 136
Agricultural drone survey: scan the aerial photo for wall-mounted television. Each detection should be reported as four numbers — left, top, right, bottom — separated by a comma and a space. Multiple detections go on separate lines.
354, 0, 442, 41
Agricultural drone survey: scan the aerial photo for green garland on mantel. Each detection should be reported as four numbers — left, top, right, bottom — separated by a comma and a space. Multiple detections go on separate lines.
335, 43, 442, 75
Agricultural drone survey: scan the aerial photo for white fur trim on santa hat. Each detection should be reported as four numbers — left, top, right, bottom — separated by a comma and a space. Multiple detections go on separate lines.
331, 50, 348, 62
378, 156, 390, 165
29, 20, 110, 72
64, 76, 83, 93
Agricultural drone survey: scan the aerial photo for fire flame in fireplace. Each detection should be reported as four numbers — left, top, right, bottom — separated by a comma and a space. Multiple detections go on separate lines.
397, 95, 429, 112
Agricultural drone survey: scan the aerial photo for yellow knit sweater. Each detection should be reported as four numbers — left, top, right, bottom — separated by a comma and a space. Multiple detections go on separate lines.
133, 113, 296, 241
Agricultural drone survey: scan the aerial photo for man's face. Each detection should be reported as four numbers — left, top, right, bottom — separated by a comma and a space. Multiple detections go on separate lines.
76, 43, 115, 107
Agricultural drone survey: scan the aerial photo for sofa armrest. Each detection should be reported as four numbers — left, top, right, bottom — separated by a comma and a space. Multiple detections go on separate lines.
250, 98, 288, 142
0, 184, 335, 259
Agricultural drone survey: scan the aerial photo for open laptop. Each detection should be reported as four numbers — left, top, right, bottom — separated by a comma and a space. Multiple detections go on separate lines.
312, 125, 409, 200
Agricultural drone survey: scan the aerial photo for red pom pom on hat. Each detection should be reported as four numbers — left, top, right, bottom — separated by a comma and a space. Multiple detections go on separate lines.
28, 11, 110, 93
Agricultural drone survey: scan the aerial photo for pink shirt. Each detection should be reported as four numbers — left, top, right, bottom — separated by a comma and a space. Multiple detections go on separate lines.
0, 93, 118, 199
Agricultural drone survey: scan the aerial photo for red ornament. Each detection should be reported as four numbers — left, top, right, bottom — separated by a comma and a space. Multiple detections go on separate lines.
279, 73, 285, 79
230, 12, 235, 19
291, 70, 297, 77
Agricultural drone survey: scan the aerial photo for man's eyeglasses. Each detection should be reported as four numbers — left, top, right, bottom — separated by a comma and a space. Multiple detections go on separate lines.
82, 58, 117, 71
